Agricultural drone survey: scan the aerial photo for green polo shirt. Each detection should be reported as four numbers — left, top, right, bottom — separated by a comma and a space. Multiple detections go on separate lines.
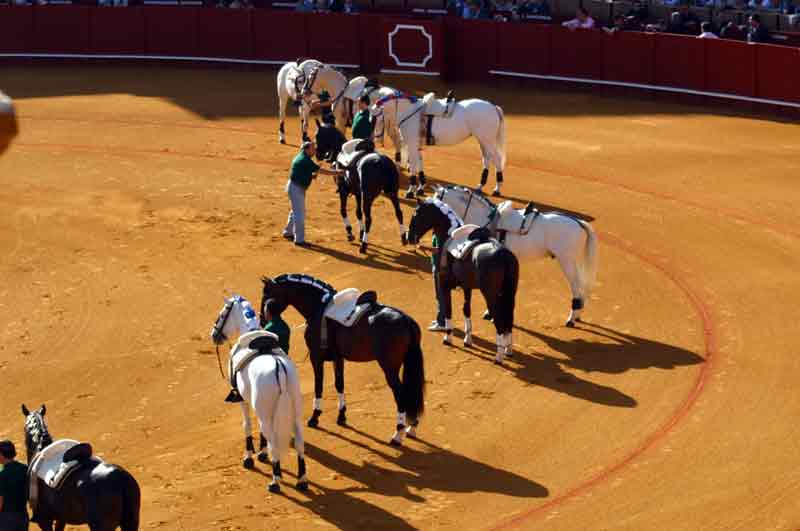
290, 151, 320, 189
264, 316, 291, 355
351, 109, 373, 140
0, 460, 28, 514
318, 90, 330, 103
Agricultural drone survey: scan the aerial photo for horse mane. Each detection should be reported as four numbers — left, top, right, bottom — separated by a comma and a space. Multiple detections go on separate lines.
442, 185, 495, 211
425, 197, 464, 233
272, 274, 336, 297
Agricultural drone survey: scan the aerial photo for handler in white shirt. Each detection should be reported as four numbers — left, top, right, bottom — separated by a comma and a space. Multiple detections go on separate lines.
562, 7, 595, 29
697, 22, 719, 38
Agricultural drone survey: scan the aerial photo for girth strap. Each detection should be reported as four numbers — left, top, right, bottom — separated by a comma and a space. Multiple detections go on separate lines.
426, 115, 435, 146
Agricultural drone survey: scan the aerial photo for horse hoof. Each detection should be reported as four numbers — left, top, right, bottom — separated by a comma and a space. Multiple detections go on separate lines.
404, 191, 414, 199
566, 320, 576, 328
389, 438, 402, 447
243, 457, 255, 469
491, 190, 501, 197
464, 339, 473, 348
415, 188, 425, 197
297, 480, 309, 492
442, 338, 452, 346
347, 233, 355, 242
482, 311, 492, 321
307, 417, 319, 428
257, 453, 269, 464
401, 234, 408, 246
268, 482, 281, 494
359, 244, 367, 254
279, 139, 286, 145
337, 413, 347, 426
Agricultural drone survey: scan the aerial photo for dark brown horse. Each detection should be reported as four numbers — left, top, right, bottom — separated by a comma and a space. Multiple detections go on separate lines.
407, 198, 519, 364
314, 122, 407, 254
259, 274, 425, 445
21, 404, 141, 531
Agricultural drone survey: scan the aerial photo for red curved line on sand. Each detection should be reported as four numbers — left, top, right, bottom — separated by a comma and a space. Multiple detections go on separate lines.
489, 232, 718, 530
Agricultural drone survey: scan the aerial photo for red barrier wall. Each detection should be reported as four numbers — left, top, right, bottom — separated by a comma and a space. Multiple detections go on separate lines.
145, 7, 198, 56
494, 23, 551, 75
705, 38, 756, 97
91, 7, 146, 54
252, 10, 307, 62
197, 9, 252, 59
1, 8, 798, 110
755, 44, 800, 103
550, 27, 603, 80
33, 6, 91, 54
0, 8, 34, 53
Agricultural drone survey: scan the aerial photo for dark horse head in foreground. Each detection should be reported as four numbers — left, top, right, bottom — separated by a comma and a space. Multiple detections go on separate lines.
315, 121, 407, 254
22, 404, 141, 531
407, 198, 519, 364
260, 273, 425, 445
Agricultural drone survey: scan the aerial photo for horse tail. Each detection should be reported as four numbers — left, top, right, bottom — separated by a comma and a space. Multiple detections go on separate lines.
495, 105, 507, 171
271, 359, 294, 463
120, 470, 141, 531
402, 317, 426, 420
575, 219, 598, 297
496, 246, 519, 334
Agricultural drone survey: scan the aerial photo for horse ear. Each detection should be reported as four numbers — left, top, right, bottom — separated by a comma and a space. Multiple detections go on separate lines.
21, 404, 29, 416
261, 276, 272, 285
40, 404, 46, 416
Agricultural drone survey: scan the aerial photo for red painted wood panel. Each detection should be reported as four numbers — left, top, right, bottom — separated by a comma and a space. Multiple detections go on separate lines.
755, 43, 800, 103
90, 7, 146, 54
382, 18, 444, 75
550, 26, 603, 79
307, 13, 360, 65
705, 38, 756, 97
144, 7, 198, 57
33, 6, 91, 54
602, 31, 655, 85
494, 22, 551, 75
652, 33, 705, 90
252, 10, 307, 63
197, 9, 252, 59
0, 8, 34, 53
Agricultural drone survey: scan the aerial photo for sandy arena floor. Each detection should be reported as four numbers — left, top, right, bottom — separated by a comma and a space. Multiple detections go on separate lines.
1, 65, 799, 531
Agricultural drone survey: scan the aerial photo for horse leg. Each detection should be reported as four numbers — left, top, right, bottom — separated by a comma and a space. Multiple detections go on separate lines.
354, 191, 365, 242
339, 190, 354, 242
291, 375, 309, 491
334, 356, 347, 426
301, 103, 310, 143
308, 357, 324, 428
278, 91, 287, 144
389, 126, 402, 163
417, 169, 427, 197
360, 199, 373, 254
557, 254, 584, 327
440, 273, 454, 345
405, 174, 418, 199
463, 288, 473, 347
380, 365, 407, 446
240, 401, 255, 469
258, 433, 269, 464
390, 193, 407, 246
478, 144, 490, 192
269, 460, 282, 493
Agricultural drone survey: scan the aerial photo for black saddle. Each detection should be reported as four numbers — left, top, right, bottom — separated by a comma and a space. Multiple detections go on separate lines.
356, 290, 377, 306
468, 227, 492, 242
63, 443, 93, 463
248, 335, 279, 353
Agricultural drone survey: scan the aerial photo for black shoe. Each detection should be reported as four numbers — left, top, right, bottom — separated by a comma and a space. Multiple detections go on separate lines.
225, 389, 244, 403
282, 232, 293, 241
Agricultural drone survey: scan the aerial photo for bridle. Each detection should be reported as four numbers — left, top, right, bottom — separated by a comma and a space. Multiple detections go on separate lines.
211, 299, 235, 380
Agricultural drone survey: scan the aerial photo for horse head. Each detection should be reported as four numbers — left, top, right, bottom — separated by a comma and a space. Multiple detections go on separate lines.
21, 404, 52, 464
211, 295, 260, 345
314, 120, 345, 162
407, 199, 435, 245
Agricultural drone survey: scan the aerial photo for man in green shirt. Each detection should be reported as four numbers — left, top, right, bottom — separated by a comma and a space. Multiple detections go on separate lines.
351, 95, 374, 141
0, 440, 29, 531
263, 299, 291, 355
282, 141, 342, 247
308, 90, 336, 126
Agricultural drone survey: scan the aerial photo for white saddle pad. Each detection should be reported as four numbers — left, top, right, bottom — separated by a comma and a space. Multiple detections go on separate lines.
231, 330, 283, 376
323, 288, 372, 327
422, 92, 454, 117
445, 224, 482, 260
495, 200, 537, 234
336, 139, 366, 169
29, 439, 102, 509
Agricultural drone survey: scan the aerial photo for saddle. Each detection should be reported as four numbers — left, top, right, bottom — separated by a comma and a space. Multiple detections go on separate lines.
494, 200, 540, 235
323, 288, 377, 327
226, 330, 284, 402
444, 224, 484, 262
421, 90, 456, 146
336, 139, 377, 190
29, 439, 104, 512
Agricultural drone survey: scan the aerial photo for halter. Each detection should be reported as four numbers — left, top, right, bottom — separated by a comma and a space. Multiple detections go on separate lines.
211, 296, 260, 380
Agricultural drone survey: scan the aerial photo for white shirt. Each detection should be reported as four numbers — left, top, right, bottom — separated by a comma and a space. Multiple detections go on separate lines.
698, 31, 719, 39
562, 16, 595, 29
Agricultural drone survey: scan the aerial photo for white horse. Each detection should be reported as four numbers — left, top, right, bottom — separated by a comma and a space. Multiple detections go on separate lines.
372, 93, 507, 198
299, 61, 349, 136
210, 295, 308, 493
342, 76, 405, 164
435, 185, 598, 326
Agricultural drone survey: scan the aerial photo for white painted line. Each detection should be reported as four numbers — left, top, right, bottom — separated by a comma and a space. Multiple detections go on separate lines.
380, 68, 440, 76
0, 53, 359, 69
489, 69, 800, 108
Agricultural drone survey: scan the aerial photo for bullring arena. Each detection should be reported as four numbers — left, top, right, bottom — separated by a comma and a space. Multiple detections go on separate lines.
1, 17, 800, 531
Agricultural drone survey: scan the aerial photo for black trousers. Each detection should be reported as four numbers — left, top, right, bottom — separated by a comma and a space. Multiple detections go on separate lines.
0, 512, 29, 531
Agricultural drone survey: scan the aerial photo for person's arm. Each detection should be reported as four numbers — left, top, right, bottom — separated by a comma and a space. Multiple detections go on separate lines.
317, 167, 343, 176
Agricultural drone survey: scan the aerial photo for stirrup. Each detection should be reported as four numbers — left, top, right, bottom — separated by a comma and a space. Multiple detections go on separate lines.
225, 389, 244, 403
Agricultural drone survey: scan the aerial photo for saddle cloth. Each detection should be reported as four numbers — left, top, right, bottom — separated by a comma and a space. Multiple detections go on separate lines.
336, 139, 375, 172
445, 224, 483, 261
230, 330, 283, 383
29, 439, 103, 509
495, 200, 538, 235
323, 288, 375, 328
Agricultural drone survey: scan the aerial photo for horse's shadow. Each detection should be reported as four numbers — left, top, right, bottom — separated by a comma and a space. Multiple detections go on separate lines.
428, 176, 596, 222
447, 329, 637, 408
306, 242, 430, 275
515, 321, 705, 374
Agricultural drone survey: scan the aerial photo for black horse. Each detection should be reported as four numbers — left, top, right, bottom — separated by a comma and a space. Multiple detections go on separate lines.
314, 121, 407, 254
260, 274, 425, 445
407, 199, 519, 364
21, 404, 141, 531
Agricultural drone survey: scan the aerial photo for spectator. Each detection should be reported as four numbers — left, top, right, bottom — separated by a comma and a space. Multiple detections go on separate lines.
625, 0, 649, 25
328, 0, 344, 11
518, 0, 550, 16
562, 7, 595, 29
747, 13, 772, 42
295, 0, 315, 11
343, 0, 357, 13
698, 21, 719, 37
603, 14, 627, 33
720, 20, 745, 38
667, 5, 701, 34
